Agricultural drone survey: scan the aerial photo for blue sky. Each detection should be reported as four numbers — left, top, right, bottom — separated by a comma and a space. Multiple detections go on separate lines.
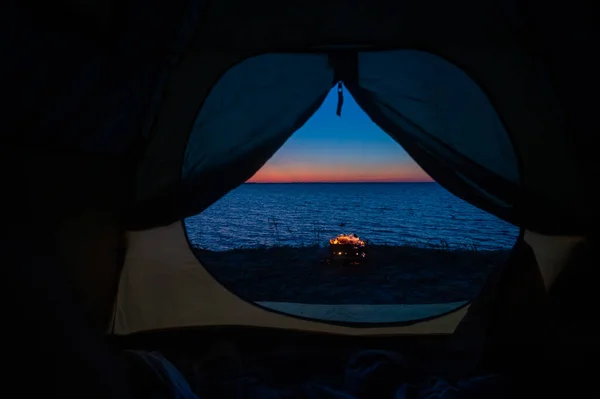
249, 86, 431, 183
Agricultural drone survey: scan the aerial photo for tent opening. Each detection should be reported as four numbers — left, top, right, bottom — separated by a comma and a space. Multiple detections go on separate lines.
185, 83, 520, 325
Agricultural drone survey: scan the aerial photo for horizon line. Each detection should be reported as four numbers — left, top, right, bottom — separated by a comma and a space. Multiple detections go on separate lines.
245, 181, 436, 184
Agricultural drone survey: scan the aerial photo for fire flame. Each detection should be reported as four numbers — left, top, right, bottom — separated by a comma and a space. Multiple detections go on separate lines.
330, 234, 365, 246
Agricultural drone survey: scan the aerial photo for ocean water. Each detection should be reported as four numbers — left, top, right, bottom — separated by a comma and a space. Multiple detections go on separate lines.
185, 182, 520, 252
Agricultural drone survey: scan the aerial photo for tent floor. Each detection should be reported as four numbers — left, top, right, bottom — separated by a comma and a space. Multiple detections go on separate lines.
255, 301, 467, 323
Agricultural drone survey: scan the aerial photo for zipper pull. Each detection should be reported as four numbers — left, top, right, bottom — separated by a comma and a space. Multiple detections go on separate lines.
336, 81, 344, 117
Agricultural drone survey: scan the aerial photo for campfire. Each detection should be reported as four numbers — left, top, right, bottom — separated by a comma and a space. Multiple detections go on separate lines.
328, 234, 368, 265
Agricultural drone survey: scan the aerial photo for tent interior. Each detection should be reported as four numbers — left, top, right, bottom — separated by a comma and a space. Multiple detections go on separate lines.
4, 0, 598, 398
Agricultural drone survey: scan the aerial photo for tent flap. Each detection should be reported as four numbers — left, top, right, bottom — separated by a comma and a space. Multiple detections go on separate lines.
345, 50, 589, 233
347, 50, 521, 225
126, 0, 594, 235
128, 54, 333, 228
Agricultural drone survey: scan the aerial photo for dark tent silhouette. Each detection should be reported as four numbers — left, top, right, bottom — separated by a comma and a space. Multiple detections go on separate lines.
3, 0, 597, 397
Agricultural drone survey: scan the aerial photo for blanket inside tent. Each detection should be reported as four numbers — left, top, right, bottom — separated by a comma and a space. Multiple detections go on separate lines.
126, 349, 511, 399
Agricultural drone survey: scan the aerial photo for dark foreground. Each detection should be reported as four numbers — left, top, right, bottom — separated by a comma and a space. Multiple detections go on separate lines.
192, 245, 511, 305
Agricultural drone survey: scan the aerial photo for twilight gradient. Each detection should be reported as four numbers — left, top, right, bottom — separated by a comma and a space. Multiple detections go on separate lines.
249, 87, 432, 183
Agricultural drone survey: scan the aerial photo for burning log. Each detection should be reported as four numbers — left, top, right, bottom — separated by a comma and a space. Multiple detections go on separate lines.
328, 234, 368, 265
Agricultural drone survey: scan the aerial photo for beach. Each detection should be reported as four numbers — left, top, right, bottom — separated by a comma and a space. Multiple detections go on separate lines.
193, 244, 510, 305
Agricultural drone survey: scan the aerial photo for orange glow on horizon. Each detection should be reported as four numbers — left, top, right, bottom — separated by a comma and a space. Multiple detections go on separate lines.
247, 162, 433, 183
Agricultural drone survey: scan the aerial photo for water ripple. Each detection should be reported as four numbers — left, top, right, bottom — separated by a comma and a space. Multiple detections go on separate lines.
185, 183, 520, 252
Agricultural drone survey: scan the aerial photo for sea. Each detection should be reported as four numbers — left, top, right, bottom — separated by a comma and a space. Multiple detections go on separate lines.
185, 182, 520, 252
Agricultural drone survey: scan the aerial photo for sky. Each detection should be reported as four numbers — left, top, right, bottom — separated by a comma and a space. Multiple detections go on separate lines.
248, 86, 432, 183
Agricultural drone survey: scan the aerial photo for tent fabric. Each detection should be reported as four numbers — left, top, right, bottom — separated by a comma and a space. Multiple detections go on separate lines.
3, 1, 595, 233
112, 221, 469, 335
516, 1, 598, 218
5, 1, 597, 397
133, 50, 524, 230
128, 0, 595, 235
3, 0, 202, 155
4, 222, 134, 399
345, 51, 521, 226
178, 54, 333, 221
353, 51, 520, 184
182, 54, 333, 179
111, 222, 579, 336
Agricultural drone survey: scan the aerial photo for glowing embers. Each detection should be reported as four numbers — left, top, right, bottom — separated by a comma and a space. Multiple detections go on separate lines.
328, 234, 368, 265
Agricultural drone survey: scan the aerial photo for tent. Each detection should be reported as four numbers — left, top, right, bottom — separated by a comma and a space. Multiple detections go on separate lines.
4, 0, 598, 397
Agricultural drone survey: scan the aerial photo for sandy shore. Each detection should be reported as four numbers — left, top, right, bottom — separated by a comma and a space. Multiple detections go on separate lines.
192, 245, 510, 305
